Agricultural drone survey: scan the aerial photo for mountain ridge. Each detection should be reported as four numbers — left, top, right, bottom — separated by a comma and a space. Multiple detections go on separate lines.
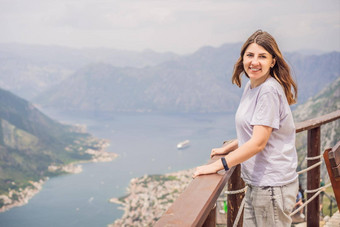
0, 42, 339, 114
34, 47, 340, 114
0, 87, 109, 202
0, 43, 181, 99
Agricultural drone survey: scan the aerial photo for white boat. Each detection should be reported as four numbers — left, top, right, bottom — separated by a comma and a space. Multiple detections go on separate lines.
177, 140, 190, 149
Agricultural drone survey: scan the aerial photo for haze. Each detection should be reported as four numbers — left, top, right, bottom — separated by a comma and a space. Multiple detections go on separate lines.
0, 0, 339, 54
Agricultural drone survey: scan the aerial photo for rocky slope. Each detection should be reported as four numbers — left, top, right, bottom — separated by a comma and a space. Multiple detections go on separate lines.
294, 77, 340, 180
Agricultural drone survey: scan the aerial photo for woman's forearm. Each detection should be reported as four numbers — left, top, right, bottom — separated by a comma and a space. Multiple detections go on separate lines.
211, 139, 238, 158
224, 139, 263, 168
224, 139, 238, 153
225, 126, 271, 168
216, 139, 263, 171
193, 139, 260, 178
193, 126, 271, 178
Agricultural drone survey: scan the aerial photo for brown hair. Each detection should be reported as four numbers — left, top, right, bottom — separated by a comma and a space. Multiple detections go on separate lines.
231, 30, 297, 105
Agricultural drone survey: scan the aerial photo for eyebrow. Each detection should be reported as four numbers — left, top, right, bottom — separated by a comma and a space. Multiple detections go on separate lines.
245, 51, 269, 55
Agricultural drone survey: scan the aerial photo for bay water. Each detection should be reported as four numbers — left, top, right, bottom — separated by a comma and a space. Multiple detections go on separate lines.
0, 112, 236, 227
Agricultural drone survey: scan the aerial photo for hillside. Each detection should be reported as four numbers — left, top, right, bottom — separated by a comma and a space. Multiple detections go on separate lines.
33, 44, 340, 114
293, 77, 340, 180
0, 88, 108, 203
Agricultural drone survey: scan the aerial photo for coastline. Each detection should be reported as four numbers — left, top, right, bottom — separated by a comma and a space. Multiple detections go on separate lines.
109, 168, 194, 227
0, 139, 118, 213
0, 179, 46, 213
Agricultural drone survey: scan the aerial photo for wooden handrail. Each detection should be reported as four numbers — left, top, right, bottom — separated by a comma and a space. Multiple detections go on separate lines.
155, 110, 340, 227
155, 155, 235, 227
295, 109, 340, 132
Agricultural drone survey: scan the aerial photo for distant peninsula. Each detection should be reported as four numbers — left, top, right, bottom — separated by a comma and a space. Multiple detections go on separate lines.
0, 87, 118, 212
0, 138, 118, 213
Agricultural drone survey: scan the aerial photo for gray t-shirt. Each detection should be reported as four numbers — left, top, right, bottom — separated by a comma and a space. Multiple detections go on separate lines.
235, 77, 298, 187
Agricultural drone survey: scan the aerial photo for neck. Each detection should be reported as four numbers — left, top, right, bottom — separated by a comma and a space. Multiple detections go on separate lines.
250, 74, 270, 88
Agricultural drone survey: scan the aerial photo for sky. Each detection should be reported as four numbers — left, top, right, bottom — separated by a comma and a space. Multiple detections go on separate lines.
0, 0, 339, 54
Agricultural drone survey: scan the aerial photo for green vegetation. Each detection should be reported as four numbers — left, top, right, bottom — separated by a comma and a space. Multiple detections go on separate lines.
118, 193, 131, 203
139, 174, 179, 187
149, 175, 178, 182
321, 187, 338, 217
157, 193, 170, 200
0, 88, 104, 196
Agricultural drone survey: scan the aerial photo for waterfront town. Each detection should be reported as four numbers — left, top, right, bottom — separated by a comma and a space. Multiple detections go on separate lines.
109, 169, 194, 226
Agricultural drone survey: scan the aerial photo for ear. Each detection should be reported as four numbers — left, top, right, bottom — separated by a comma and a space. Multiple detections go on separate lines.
271, 58, 276, 68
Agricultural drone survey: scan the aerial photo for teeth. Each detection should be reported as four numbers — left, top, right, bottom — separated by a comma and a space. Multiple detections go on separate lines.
250, 68, 260, 71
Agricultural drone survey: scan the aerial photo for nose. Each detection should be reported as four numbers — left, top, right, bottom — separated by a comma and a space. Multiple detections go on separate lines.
250, 58, 260, 66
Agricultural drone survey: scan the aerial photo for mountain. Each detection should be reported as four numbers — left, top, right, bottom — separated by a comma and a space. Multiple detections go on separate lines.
34, 43, 242, 112
286, 51, 340, 103
0, 87, 105, 197
33, 43, 245, 113
34, 43, 340, 114
293, 76, 340, 180
0, 43, 339, 114
0, 43, 180, 99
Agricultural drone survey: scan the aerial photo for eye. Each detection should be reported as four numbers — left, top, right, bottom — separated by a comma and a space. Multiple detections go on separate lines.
246, 53, 253, 57
259, 55, 267, 58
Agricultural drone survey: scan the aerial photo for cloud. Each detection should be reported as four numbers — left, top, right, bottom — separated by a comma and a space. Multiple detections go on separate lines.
0, 0, 339, 53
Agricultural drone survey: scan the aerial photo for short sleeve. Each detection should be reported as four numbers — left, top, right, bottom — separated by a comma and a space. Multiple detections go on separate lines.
250, 91, 280, 129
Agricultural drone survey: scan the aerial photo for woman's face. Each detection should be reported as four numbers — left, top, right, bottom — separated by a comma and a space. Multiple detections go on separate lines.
243, 43, 276, 88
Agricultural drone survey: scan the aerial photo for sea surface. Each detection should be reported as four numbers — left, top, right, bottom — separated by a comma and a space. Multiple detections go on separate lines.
0, 111, 236, 227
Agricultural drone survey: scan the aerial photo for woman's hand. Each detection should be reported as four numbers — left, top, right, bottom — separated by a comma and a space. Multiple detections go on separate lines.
192, 165, 215, 178
192, 160, 223, 178
210, 140, 238, 158
210, 147, 227, 158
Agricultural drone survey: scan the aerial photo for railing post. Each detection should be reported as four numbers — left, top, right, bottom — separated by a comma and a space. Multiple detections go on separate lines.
227, 164, 245, 227
307, 127, 321, 227
202, 205, 216, 227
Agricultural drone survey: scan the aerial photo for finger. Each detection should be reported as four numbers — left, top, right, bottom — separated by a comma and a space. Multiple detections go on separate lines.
192, 168, 201, 178
192, 169, 197, 178
210, 150, 215, 158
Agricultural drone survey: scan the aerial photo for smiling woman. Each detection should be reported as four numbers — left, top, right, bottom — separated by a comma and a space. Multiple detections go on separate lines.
232, 30, 297, 105
242, 43, 276, 88
193, 30, 299, 227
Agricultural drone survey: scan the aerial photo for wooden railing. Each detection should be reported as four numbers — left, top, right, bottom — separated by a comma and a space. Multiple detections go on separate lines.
155, 110, 340, 227
296, 110, 340, 226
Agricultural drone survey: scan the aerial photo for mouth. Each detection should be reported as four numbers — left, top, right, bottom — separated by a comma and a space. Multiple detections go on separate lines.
249, 67, 261, 72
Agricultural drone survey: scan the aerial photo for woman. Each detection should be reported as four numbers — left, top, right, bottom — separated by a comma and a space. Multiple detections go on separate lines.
192, 30, 298, 227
